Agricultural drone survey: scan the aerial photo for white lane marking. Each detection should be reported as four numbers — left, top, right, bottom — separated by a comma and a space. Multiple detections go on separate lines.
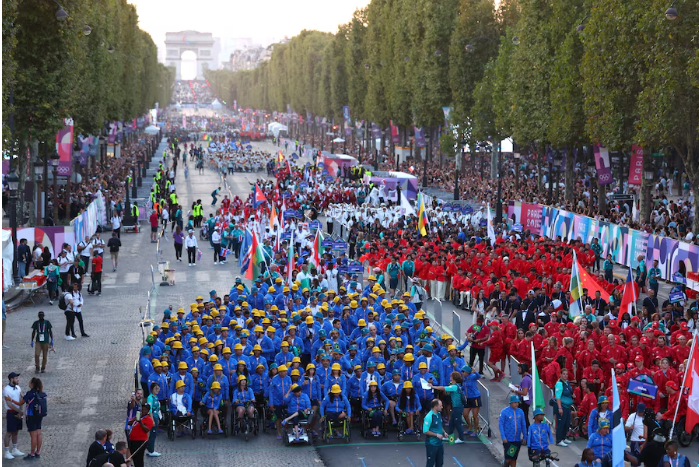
124, 272, 140, 284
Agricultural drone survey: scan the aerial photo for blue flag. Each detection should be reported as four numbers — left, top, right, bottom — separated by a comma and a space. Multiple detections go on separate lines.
238, 229, 253, 268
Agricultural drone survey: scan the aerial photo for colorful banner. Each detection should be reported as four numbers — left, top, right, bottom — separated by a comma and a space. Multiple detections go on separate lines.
343, 106, 351, 123
70, 191, 106, 245
390, 121, 400, 144
593, 144, 614, 185
371, 122, 381, 139
3, 226, 75, 259
414, 127, 425, 148
55, 118, 74, 178
629, 144, 644, 186
507, 201, 543, 233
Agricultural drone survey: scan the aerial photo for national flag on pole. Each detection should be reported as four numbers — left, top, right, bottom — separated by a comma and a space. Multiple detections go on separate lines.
611, 369, 625, 467
311, 229, 325, 268
486, 203, 496, 245
684, 332, 699, 433
277, 151, 284, 167
270, 203, 279, 230
287, 230, 295, 284
238, 229, 252, 267
242, 231, 265, 280
417, 193, 428, 236
252, 184, 267, 209
569, 250, 584, 318
530, 342, 545, 411
618, 268, 639, 317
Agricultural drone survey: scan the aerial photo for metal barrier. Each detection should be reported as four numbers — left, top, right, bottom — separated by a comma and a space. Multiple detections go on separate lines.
452, 310, 461, 344
477, 380, 492, 437
509, 356, 523, 386
541, 382, 555, 424
133, 358, 139, 391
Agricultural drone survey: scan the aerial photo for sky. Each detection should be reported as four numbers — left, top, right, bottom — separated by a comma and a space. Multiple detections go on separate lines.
128, 0, 371, 64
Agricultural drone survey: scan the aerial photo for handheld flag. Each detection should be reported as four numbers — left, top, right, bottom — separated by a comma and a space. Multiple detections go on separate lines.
287, 230, 295, 284
270, 203, 279, 230
682, 332, 699, 435
252, 184, 267, 209
311, 229, 325, 268
618, 268, 639, 317
611, 369, 625, 467
417, 194, 428, 236
242, 231, 265, 280
486, 203, 496, 245
569, 250, 584, 318
531, 342, 545, 410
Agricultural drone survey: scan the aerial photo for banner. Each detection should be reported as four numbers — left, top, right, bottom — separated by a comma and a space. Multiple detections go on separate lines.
442, 106, 451, 123
390, 120, 400, 144
343, 106, 351, 123
55, 118, 74, 178
2, 226, 75, 259
414, 127, 425, 148
593, 144, 614, 185
70, 191, 107, 245
629, 144, 644, 186
506, 201, 542, 232
371, 122, 381, 139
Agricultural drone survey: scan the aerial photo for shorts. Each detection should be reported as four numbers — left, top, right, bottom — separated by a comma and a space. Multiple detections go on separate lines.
504, 441, 522, 460
466, 397, 482, 409
389, 278, 399, 289
26, 416, 42, 432
151, 226, 158, 233
275, 405, 287, 420
6, 412, 22, 432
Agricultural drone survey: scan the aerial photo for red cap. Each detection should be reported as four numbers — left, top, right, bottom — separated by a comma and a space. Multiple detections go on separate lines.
615, 363, 625, 370
551, 312, 557, 317
610, 320, 617, 326
653, 330, 662, 336
635, 355, 644, 362
566, 322, 576, 329
681, 323, 689, 330
489, 321, 499, 328
652, 322, 659, 328
640, 337, 649, 344
666, 381, 678, 390
626, 363, 634, 369
529, 323, 537, 328
631, 316, 641, 322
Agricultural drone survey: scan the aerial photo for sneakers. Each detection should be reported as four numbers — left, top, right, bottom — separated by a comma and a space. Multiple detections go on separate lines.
81, 334, 90, 338
48, 300, 53, 306
113, 267, 117, 272
146, 451, 162, 457
214, 262, 218, 265
454, 439, 465, 444
11, 448, 25, 457
4, 451, 13, 460
24, 454, 36, 460
562, 439, 572, 445
65, 335, 75, 341
556, 441, 568, 447
189, 263, 193, 266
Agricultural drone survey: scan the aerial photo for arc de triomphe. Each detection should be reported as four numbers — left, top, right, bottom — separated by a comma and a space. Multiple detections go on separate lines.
165, 31, 215, 80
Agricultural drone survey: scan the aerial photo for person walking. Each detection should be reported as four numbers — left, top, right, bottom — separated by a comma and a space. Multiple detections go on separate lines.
498, 394, 527, 467
3, 372, 25, 460
16, 239, 31, 279
57, 248, 73, 293
149, 210, 159, 243
76, 235, 93, 275
30, 311, 53, 373
45, 259, 60, 305
89, 252, 103, 296
185, 229, 198, 266
127, 403, 153, 467
212, 226, 222, 264
110, 213, 122, 239
23, 377, 46, 460
66, 282, 88, 339
107, 232, 121, 272
423, 399, 447, 467
211, 186, 221, 206
173, 226, 184, 262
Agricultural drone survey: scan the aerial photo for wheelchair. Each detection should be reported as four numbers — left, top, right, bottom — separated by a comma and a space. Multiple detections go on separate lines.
282, 409, 314, 445
232, 402, 260, 442
321, 413, 351, 443
254, 395, 269, 434
360, 407, 389, 438
568, 406, 588, 440
396, 410, 422, 442
198, 402, 229, 438
167, 410, 196, 440
528, 448, 559, 467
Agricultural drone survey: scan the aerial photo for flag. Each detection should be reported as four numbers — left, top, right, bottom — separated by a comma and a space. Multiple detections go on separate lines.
287, 230, 295, 284
417, 194, 428, 236
238, 229, 253, 267
252, 184, 267, 209
618, 268, 639, 317
242, 231, 265, 280
486, 203, 496, 245
311, 229, 324, 268
684, 332, 699, 433
220, 247, 230, 259
569, 250, 584, 318
270, 203, 279, 230
400, 194, 416, 217
611, 369, 625, 467
530, 342, 545, 410
577, 262, 611, 301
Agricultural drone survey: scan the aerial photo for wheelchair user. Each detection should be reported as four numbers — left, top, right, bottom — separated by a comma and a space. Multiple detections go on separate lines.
281, 384, 312, 441
232, 375, 256, 422
527, 408, 553, 459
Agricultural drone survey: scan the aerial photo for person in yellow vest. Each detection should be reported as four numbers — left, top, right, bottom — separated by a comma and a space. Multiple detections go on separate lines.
170, 192, 178, 206
132, 202, 140, 219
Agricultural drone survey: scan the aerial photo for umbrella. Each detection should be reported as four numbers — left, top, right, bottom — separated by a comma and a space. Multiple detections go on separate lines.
246, 144, 252, 149
144, 125, 160, 135
332, 137, 345, 143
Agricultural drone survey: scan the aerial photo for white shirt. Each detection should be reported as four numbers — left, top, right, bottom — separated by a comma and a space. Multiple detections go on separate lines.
58, 253, 73, 273
185, 235, 198, 249
77, 241, 92, 257
111, 216, 121, 230
3, 384, 21, 411
69, 290, 83, 313
625, 412, 645, 442
92, 237, 105, 255
212, 231, 221, 244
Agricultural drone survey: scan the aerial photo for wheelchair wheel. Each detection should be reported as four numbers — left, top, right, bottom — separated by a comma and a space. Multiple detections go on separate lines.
580, 415, 589, 439
168, 421, 175, 441
345, 421, 351, 443
190, 419, 196, 439
678, 418, 693, 447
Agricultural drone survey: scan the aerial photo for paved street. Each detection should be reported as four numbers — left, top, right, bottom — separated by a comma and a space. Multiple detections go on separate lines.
2, 139, 498, 466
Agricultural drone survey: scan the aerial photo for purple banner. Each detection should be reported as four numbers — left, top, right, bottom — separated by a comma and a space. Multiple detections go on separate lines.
56, 119, 73, 178
593, 144, 614, 185
371, 122, 381, 139
414, 127, 426, 148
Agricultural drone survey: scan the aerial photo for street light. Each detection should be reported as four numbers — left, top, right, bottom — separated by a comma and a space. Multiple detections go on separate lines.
514, 150, 521, 191
83, 24, 92, 36
50, 151, 60, 223
665, 2, 678, 20
53, 0, 68, 21
553, 151, 562, 200
6, 172, 20, 283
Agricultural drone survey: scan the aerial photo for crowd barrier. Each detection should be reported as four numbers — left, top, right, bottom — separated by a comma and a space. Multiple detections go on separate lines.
477, 380, 493, 437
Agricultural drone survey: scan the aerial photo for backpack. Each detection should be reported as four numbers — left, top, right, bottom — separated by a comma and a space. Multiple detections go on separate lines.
456, 385, 467, 407
88, 452, 110, 467
28, 393, 47, 418
58, 293, 68, 310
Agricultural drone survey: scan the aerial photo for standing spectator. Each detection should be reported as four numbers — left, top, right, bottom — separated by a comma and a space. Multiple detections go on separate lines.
3, 372, 25, 460
173, 226, 184, 262
40, 247, 51, 271
32, 244, 43, 271
65, 281, 87, 340
23, 377, 46, 459
68, 256, 86, 291
498, 394, 527, 467
91, 232, 105, 260
76, 235, 92, 273
16, 239, 31, 278
127, 403, 154, 467
111, 213, 122, 239
145, 383, 161, 457
423, 399, 447, 467
635, 254, 647, 293
554, 368, 573, 447
185, 229, 198, 266
86, 429, 108, 467
126, 389, 143, 440
57, 248, 73, 293
30, 311, 53, 373
648, 260, 662, 296
89, 252, 103, 296
107, 232, 121, 272
149, 209, 159, 243
212, 226, 222, 264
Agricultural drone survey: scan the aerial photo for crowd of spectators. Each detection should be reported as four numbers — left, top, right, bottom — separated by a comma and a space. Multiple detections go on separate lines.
171, 81, 215, 105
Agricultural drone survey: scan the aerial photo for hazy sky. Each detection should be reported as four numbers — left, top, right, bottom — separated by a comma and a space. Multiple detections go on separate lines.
129, 0, 370, 63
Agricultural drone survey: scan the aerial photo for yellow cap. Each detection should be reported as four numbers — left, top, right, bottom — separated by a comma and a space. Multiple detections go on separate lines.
176, 380, 185, 389
368, 275, 376, 281
291, 369, 300, 376
377, 363, 386, 370
214, 364, 223, 371
331, 384, 342, 394
178, 362, 188, 370
403, 381, 413, 389
292, 356, 301, 363
211, 382, 221, 390
253, 344, 262, 351
172, 341, 183, 350
281, 342, 289, 347
418, 362, 428, 369
306, 364, 316, 370
234, 343, 243, 350
209, 355, 218, 362
404, 354, 415, 362
267, 326, 276, 333
237, 374, 247, 382
278, 365, 288, 372
372, 346, 380, 353
223, 347, 232, 354
332, 363, 341, 371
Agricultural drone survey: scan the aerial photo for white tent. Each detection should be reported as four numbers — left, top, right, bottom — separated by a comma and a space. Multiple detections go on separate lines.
211, 99, 223, 110
2, 229, 13, 290
267, 122, 288, 138
332, 137, 345, 143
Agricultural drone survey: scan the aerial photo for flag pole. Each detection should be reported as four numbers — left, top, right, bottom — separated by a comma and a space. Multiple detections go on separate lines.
669, 329, 698, 439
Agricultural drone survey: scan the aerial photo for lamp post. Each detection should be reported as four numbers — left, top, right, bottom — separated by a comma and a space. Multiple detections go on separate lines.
423, 133, 431, 188
553, 151, 562, 201
6, 172, 20, 284
125, 172, 131, 210
137, 159, 143, 187
495, 141, 503, 224
132, 166, 138, 199
50, 151, 60, 224
643, 168, 655, 222
514, 151, 521, 191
